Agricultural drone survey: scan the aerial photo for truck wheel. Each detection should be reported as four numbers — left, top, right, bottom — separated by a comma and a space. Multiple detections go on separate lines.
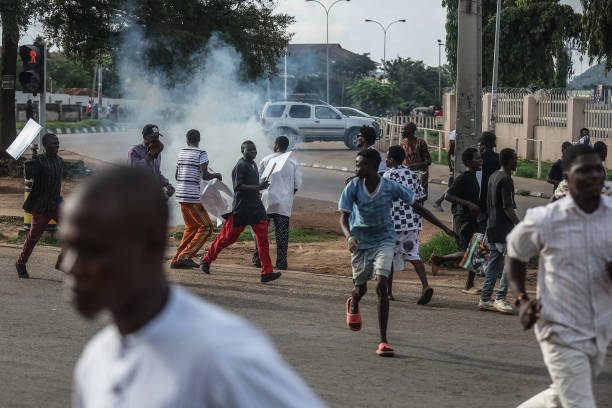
344, 129, 360, 150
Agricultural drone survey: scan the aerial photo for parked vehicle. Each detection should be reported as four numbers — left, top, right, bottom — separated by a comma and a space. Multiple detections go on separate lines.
261, 101, 379, 150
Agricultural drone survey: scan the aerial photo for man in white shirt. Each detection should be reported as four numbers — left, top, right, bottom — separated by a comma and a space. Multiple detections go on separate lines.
59, 166, 325, 407
252, 136, 302, 270
506, 144, 612, 408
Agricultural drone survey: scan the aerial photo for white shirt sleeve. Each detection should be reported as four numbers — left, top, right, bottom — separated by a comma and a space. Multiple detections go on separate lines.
506, 207, 544, 262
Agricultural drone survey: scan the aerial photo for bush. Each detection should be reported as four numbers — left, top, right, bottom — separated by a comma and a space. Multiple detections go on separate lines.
419, 232, 459, 263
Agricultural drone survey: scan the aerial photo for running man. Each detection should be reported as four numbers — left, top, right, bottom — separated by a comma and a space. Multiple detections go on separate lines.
16, 133, 64, 278
383, 146, 457, 304
507, 144, 612, 408
431, 147, 482, 293
128, 124, 175, 197
60, 166, 325, 407
170, 129, 221, 269
201, 141, 281, 283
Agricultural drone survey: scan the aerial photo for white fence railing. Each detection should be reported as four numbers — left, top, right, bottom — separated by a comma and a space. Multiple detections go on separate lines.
536, 90, 568, 127
376, 116, 447, 164
584, 102, 612, 139
495, 90, 527, 124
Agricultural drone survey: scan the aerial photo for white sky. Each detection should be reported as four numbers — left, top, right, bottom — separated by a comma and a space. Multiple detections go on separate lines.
16, 0, 592, 75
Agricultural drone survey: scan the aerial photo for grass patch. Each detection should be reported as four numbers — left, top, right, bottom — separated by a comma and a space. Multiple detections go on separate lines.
0, 215, 23, 225
419, 232, 459, 264
16, 119, 115, 130
170, 227, 338, 244
430, 151, 449, 166
9, 235, 60, 247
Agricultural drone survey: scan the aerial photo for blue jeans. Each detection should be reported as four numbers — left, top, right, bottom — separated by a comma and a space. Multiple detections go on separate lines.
481, 242, 508, 301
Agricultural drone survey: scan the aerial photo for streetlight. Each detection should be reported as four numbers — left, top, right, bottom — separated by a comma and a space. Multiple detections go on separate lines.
437, 39, 444, 106
306, 0, 351, 104
364, 18, 406, 76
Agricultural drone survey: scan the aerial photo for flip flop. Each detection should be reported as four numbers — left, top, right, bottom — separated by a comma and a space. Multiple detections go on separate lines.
417, 287, 434, 305
376, 342, 395, 357
346, 297, 362, 331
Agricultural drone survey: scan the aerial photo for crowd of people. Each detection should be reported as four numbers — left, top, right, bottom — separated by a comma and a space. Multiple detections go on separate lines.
11, 121, 611, 406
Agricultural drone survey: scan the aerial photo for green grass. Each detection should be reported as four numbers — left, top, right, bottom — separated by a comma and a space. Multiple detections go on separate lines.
0, 216, 23, 225
419, 232, 459, 263
170, 227, 339, 244
16, 119, 115, 130
9, 235, 60, 247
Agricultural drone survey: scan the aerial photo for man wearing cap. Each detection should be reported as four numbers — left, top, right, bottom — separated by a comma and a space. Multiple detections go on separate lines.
128, 124, 175, 196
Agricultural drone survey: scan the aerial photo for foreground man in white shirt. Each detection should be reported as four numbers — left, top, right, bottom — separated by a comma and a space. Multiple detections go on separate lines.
506, 144, 612, 408
59, 166, 325, 407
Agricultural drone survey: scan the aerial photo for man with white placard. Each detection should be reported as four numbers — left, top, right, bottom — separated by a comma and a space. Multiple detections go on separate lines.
252, 136, 302, 270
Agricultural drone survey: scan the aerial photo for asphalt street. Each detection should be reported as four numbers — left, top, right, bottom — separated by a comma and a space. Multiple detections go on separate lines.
1, 244, 610, 407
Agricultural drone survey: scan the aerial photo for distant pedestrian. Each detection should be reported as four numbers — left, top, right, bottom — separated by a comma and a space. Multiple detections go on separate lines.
25, 99, 35, 121
546, 141, 572, 193
15, 133, 64, 279
128, 124, 175, 197
476, 131, 500, 230
432, 129, 456, 211
61, 166, 325, 407
401, 122, 432, 200
383, 145, 457, 304
340, 149, 455, 356
478, 148, 519, 314
252, 136, 302, 270
507, 144, 612, 408
201, 141, 281, 283
170, 129, 221, 269
576, 127, 593, 146
86, 102, 91, 118
431, 147, 482, 293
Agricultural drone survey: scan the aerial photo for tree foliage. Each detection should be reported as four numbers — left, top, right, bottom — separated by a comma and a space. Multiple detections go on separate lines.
442, 0, 580, 87
580, 0, 612, 72
345, 79, 399, 116
385, 57, 452, 107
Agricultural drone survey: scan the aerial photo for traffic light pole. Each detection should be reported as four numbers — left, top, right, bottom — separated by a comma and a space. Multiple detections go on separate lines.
38, 42, 46, 151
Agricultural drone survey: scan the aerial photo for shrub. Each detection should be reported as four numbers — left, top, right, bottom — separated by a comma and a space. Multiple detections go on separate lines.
419, 232, 459, 263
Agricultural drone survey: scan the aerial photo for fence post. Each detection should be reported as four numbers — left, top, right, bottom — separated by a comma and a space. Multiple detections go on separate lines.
515, 137, 519, 155
438, 131, 442, 164
537, 140, 543, 179
424, 129, 428, 146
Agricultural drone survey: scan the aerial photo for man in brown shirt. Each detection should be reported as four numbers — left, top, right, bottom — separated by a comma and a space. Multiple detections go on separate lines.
401, 122, 432, 200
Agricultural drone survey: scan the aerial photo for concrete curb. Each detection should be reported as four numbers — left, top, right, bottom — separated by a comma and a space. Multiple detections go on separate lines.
299, 162, 552, 200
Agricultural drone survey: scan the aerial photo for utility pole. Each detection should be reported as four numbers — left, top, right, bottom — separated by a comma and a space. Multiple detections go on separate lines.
489, 0, 501, 133
455, 0, 482, 173
39, 41, 46, 150
437, 39, 444, 105
97, 66, 103, 118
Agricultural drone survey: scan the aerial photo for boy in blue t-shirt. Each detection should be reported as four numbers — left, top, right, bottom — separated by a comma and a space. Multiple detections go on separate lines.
339, 149, 456, 357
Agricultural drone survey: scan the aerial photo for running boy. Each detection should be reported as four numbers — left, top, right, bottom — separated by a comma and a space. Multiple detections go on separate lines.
340, 149, 455, 357
384, 145, 456, 304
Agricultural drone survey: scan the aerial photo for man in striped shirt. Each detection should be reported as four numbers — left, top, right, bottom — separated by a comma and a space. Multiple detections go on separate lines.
16, 133, 64, 278
170, 129, 221, 269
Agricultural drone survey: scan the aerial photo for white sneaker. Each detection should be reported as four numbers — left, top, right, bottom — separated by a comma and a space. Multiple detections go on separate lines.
493, 299, 514, 314
478, 299, 495, 311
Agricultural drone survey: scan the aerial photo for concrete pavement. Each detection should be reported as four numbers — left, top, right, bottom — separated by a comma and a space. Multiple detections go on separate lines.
1, 243, 610, 407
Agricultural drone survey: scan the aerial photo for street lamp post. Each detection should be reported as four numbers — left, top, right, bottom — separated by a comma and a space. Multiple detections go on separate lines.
364, 18, 406, 76
437, 39, 444, 105
306, 0, 351, 104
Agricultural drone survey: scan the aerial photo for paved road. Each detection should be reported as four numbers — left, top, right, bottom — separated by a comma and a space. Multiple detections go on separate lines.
1, 244, 610, 407
59, 134, 548, 224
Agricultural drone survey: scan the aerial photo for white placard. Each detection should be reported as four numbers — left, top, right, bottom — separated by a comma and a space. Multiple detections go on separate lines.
261, 151, 292, 180
6, 119, 42, 159
200, 179, 234, 226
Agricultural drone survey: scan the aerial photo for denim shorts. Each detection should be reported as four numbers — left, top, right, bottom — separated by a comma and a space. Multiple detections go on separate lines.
351, 243, 394, 286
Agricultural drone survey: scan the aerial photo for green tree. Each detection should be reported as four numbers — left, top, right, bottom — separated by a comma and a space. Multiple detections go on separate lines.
345, 79, 399, 116
385, 57, 452, 107
442, 0, 580, 87
580, 0, 612, 72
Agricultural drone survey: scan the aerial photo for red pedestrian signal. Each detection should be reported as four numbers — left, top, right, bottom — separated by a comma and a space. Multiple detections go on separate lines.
19, 44, 44, 95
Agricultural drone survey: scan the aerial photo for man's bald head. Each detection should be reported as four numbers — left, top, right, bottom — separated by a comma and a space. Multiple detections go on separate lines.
60, 167, 169, 318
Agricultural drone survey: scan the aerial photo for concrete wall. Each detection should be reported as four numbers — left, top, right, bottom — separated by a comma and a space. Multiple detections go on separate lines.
442, 91, 612, 169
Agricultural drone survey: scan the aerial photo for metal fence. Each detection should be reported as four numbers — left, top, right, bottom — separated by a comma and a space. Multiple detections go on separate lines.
535, 89, 568, 127
495, 89, 528, 124
585, 101, 612, 139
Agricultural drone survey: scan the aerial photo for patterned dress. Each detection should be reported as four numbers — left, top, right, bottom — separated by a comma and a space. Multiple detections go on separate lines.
401, 137, 432, 199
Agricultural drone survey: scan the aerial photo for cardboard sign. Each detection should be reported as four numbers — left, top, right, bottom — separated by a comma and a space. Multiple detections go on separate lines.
200, 179, 234, 226
6, 119, 42, 159
261, 151, 292, 180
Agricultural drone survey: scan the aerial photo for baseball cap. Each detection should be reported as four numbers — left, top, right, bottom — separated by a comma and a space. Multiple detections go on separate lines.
142, 124, 163, 137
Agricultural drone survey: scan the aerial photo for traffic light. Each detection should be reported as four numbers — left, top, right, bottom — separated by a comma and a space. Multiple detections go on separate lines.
18, 44, 44, 96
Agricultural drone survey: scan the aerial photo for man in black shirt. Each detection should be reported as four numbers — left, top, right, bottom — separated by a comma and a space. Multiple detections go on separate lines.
478, 148, 519, 314
431, 147, 482, 293
201, 141, 281, 283
477, 132, 500, 231
16, 133, 64, 278
547, 141, 572, 193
